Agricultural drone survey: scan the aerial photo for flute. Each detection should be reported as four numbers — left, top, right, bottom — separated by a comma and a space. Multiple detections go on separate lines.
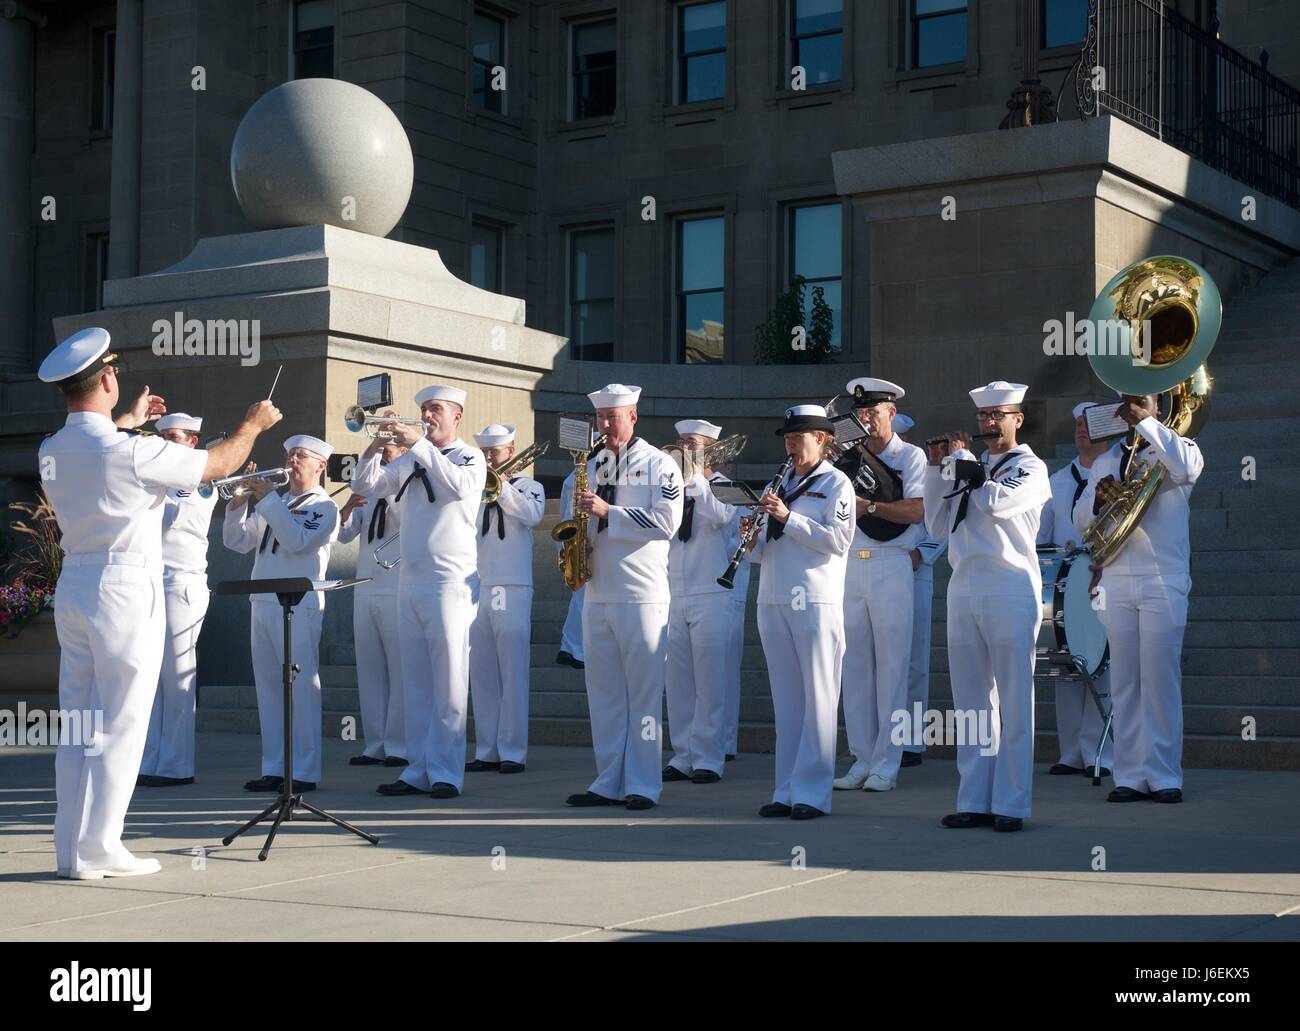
924, 431, 1001, 446
718, 455, 795, 590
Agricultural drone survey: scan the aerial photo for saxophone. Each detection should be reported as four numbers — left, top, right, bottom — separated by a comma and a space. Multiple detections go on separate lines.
551, 436, 604, 590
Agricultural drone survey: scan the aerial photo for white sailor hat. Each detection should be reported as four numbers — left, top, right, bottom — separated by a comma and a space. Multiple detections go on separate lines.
284, 434, 333, 460
969, 381, 1028, 408
776, 404, 834, 435
674, 419, 722, 440
157, 413, 203, 433
588, 383, 641, 409
847, 377, 906, 404
37, 327, 117, 385
474, 423, 516, 447
1072, 402, 1096, 419
892, 413, 915, 434
414, 385, 467, 408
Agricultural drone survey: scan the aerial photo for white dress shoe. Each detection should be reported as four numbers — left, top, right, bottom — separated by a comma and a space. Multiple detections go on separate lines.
862, 774, 896, 792
59, 857, 161, 880
832, 771, 868, 790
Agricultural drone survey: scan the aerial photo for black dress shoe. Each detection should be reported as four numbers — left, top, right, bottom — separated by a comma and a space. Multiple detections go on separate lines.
135, 774, 157, 787
941, 812, 994, 828
725, 753, 736, 762
555, 650, 585, 669
244, 775, 284, 792
1107, 786, 1152, 803
566, 791, 621, 807
791, 804, 825, 820
900, 751, 923, 768
1151, 788, 1183, 804
291, 780, 316, 793
662, 765, 692, 782
625, 794, 656, 811
499, 761, 525, 774
429, 782, 460, 799
465, 759, 501, 772
992, 815, 1023, 832
382, 756, 409, 767
758, 802, 793, 818
145, 775, 194, 787
692, 770, 721, 784
349, 755, 382, 766
377, 780, 424, 796
1049, 763, 1085, 776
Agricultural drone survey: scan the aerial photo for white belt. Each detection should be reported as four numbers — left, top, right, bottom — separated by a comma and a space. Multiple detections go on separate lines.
62, 552, 160, 571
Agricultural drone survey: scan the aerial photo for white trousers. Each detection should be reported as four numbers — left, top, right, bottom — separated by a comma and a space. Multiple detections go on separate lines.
758, 602, 845, 814
724, 593, 745, 754
353, 589, 405, 760
905, 567, 935, 750
398, 580, 477, 791
560, 584, 585, 660
141, 577, 208, 780
251, 601, 323, 784
1097, 572, 1190, 792
469, 584, 533, 764
582, 600, 669, 801
1054, 670, 1114, 770
946, 593, 1038, 819
665, 593, 731, 776
841, 551, 914, 782
53, 566, 164, 874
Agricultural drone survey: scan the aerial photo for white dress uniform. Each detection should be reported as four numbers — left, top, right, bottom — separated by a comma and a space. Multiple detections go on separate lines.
748, 452, 855, 814
470, 432, 545, 765
336, 492, 404, 760
581, 414, 683, 803
557, 470, 585, 662
666, 462, 738, 779
351, 396, 486, 793
839, 429, 927, 788
42, 403, 208, 876
1038, 455, 1114, 772
223, 466, 339, 785
1073, 416, 1201, 794
140, 446, 218, 781
905, 534, 946, 751
924, 393, 1050, 820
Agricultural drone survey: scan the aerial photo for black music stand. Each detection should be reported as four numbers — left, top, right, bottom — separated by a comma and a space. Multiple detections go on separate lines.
214, 577, 380, 861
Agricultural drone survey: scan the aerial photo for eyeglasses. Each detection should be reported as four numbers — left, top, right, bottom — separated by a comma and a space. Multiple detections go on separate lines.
976, 410, 1019, 422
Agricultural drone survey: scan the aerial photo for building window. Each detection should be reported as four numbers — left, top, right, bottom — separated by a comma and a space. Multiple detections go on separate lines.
1042, 0, 1087, 49
912, 0, 967, 69
572, 18, 616, 120
677, 1, 726, 104
472, 9, 507, 113
568, 227, 615, 362
90, 27, 116, 132
469, 220, 504, 293
789, 204, 842, 350
791, 0, 842, 86
292, 0, 335, 79
676, 216, 725, 364
83, 232, 111, 312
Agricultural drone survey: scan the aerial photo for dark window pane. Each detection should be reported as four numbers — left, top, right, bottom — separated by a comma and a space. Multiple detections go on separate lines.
575, 68, 616, 118
473, 63, 505, 112
1043, 0, 1088, 48
681, 2, 726, 55
472, 12, 504, 63
573, 18, 617, 118
915, 12, 966, 67
793, 34, 841, 84
682, 292, 724, 363
914, 0, 966, 14
794, 0, 842, 36
792, 205, 841, 281
470, 223, 502, 292
295, 46, 334, 79
572, 230, 614, 300
293, 0, 334, 79
574, 18, 615, 59
680, 218, 724, 292
684, 52, 726, 102
573, 300, 615, 358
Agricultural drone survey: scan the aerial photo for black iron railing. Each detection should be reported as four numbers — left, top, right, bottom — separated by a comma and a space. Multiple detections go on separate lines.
1077, 0, 1300, 208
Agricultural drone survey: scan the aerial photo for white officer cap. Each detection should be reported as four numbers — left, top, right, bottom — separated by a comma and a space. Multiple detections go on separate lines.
587, 383, 641, 409
414, 385, 467, 408
37, 327, 116, 385
969, 381, 1028, 408
474, 423, 516, 447
893, 413, 915, 433
776, 404, 834, 435
284, 434, 333, 460
846, 377, 906, 404
1072, 402, 1096, 419
674, 419, 722, 440
157, 413, 203, 433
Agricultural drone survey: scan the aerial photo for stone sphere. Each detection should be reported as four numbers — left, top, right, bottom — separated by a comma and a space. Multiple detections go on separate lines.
231, 78, 414, 237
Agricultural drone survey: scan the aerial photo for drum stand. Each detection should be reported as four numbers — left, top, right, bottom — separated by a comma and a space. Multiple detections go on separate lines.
1072, 657, 1115, 787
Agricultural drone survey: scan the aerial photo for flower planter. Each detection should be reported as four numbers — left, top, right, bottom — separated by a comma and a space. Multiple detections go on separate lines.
0, 609, 60, 706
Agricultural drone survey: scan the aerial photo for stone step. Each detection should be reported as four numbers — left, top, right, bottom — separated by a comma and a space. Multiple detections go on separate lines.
1209, 360, 1300, 389
1189, 486, 1300, 509
928, 645, 1299, 676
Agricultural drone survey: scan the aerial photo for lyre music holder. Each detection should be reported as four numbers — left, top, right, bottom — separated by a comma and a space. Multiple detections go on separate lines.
214, 577, 380, 861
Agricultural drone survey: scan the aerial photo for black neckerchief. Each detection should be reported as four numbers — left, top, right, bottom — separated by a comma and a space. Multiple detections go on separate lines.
366, 498, 388, 543
596, 438, 636, 533
396, 463, 434, 503
767, 464, 823, 542
950, 450, 1020, 533
258, 493, 315, 554
1069, 462, 1087, 516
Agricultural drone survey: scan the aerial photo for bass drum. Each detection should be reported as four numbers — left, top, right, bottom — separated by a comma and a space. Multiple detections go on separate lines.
1036, 548, 1110, 680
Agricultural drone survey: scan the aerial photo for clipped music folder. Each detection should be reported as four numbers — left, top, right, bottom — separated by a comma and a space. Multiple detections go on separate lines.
214, 577, 371, 597
710, 482, 763, 507
1085, 402, 1130, 442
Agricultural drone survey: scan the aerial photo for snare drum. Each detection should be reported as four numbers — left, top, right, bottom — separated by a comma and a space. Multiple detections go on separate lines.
1036, 547, 1110, 680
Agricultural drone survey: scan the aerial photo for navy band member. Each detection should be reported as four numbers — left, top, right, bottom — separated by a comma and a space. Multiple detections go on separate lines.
565, 384, 683, 812
138, 413, 218, 787
923, 381, 1050, 832
833, 378, 926, 794
336, 440, 407, 767
223, 435, 340, 792
467, 424, 545, 774
1038, 402, 1114, 777
664, 419, 738, 784
353, 385, 486, 799
746, 405, 855, 819
1074, 393, 1201, 804
39, 327, 280, 878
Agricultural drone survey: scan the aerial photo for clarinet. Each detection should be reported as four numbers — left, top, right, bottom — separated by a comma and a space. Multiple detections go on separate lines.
717, 455, 795, 589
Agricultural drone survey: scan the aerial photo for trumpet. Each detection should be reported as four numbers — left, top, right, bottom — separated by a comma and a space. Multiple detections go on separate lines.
198, 467, 290, 500
483, 439, 551, 504
374, 533, 400, 570
344, 404, 424, 439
